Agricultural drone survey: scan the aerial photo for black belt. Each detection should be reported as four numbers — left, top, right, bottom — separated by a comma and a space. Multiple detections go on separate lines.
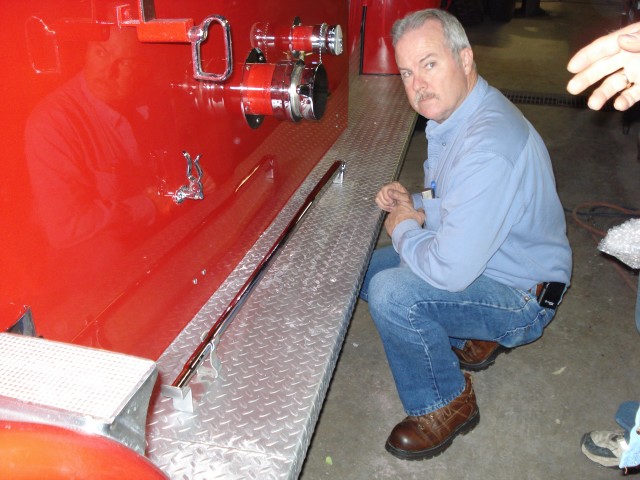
534, 282, 566, 310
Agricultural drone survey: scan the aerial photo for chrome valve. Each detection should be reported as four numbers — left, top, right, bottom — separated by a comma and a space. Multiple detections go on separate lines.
241, 49, 328, 127
250, 18, 343, 59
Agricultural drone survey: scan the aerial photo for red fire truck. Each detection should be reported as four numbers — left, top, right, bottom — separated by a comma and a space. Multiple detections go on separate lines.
0, 0, 508, 478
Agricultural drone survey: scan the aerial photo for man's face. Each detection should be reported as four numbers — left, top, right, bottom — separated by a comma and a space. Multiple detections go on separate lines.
395, 20, 474, 123
83, 26, 142, 109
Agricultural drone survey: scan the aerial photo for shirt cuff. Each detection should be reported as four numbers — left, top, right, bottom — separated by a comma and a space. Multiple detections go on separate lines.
391, 218, 422, 252
411, 193, 422, 210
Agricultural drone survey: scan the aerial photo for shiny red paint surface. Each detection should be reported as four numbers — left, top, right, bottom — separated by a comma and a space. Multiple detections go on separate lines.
0, 1, 348, 360
0, 420, 168, 479
356, 0, 447, 75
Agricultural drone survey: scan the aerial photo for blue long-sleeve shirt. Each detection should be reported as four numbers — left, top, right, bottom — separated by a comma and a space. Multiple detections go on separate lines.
393, 76, 572, 292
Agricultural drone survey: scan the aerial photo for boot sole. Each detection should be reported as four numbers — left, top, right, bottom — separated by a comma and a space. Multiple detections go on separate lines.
384, 409, 480, 461
459, 346, 510, 372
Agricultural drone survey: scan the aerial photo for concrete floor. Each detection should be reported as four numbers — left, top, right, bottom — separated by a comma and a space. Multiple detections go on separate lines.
300, 1, 640, 479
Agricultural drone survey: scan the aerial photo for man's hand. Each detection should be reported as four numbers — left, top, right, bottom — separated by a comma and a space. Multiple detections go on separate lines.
567, 22, 640, 111
384, 202, 425, 236
375, 181, 412, 212
375, 181, 425, 236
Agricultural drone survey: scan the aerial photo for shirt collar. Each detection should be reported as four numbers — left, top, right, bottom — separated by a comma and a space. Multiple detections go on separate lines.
77, 73, 127, 127
425, 75, 488, 141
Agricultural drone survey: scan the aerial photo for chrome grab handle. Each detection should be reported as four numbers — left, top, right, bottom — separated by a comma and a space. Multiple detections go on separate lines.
188, 15, 233, 82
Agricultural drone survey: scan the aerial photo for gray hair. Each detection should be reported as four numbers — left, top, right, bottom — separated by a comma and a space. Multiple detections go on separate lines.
391, 9, 471, 56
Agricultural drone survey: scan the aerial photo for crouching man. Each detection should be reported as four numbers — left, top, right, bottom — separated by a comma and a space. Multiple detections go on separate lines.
360, 9, 572, 460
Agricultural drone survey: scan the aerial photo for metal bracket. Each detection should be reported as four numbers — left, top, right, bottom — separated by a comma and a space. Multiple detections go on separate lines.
160, 383, 194, 414
333, 161, 346, 184
117, 1, 233, 82
160, 337, 221, 413
5, 305, 37, 337
197, 339, 223, 382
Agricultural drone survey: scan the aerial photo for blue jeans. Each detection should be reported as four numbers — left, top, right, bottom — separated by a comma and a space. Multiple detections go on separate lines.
618, 401, 640, 469
360, 246, 555, 416
616, 401, 640, 443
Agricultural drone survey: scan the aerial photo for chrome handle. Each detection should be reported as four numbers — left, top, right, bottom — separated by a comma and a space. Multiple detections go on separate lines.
162, 160, 345, 411
188, 15, 233, 82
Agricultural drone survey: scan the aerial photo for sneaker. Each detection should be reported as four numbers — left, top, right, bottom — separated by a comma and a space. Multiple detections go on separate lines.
581, 430, 628, 468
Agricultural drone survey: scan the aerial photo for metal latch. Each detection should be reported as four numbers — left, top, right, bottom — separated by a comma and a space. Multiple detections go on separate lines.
159, 151, 205, 205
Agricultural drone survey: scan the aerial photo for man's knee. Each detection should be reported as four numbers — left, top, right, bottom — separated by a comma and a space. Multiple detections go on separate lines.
368, 270, 408, 338
368, 270, 393, 304
368, 268, 410, 325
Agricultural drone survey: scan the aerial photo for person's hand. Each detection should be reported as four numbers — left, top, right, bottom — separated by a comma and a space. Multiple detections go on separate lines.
145, 185, 175, 216
567, 22, 640, 111
375, 181, 412, 212
384, 202, 425, 236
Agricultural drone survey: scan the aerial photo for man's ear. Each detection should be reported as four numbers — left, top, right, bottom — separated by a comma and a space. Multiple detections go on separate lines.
460, 47, 474, 74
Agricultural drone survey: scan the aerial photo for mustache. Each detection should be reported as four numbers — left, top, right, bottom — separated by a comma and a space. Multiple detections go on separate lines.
414, 91, 436, 105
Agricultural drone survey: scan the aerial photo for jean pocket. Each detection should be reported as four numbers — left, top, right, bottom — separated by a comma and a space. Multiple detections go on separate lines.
498, 294, 553, 348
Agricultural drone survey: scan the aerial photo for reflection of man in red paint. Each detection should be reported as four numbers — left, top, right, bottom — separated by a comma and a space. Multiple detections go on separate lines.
22, 23, 180, 345
25, 25, 160, 252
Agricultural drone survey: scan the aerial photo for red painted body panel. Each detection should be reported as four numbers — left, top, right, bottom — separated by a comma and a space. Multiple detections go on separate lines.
0, 1, 349, 359
355, 0, 447, 75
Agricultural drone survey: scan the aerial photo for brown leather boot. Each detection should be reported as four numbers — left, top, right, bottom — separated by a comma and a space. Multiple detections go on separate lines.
453, 340, 510, 371
385, 373, 479, 460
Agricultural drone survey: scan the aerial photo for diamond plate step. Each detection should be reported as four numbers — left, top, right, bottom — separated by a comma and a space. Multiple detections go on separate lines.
0, 332, 157, 454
